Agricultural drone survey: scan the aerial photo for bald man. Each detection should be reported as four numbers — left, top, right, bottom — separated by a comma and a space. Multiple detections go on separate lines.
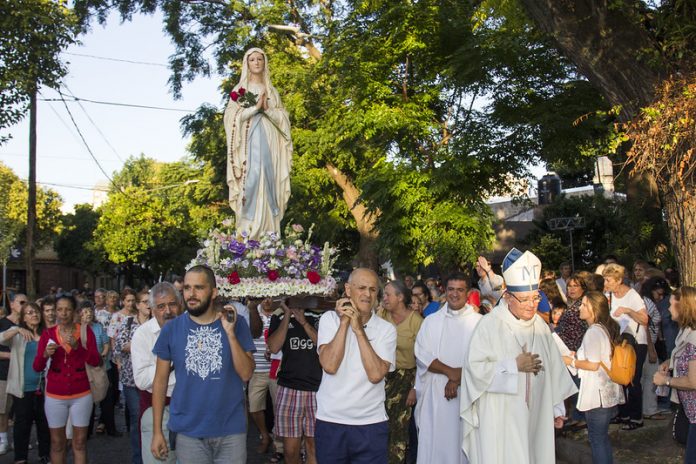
315, 268, 397, 463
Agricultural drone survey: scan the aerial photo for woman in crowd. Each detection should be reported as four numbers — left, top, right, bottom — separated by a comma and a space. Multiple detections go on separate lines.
563, 292, 624, 464
631, 259, 649, 293
639, 278, 666, 419
646, 277, 679, 360
40, 297, 57, 329
114, 289, 150, 464
550, 306, 565, 331
33, 295, 101, 464
653, 287, 696, 463
79, 301, 114, 436
556, 274, 588, 352
1, 302, 50, 464
378, 280, 423, 464
555, 273, 589, 426
603, 263, 648, 430
99, 289, 122, 434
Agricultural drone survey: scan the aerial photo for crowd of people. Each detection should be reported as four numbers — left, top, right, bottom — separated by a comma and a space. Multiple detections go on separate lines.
0, 250, 694, 464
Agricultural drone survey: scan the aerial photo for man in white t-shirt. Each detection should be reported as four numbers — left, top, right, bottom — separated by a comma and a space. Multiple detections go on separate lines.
315, 268, 397, 463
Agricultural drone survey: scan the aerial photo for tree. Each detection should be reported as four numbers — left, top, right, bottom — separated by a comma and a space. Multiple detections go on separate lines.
523, 193, 671, 270
0, 0, 77, 143
0, 162, 63, 250
55, 204, 105, 276
91, 155, 225, 283
85, 0, 534, 270
509, 0, 696, 282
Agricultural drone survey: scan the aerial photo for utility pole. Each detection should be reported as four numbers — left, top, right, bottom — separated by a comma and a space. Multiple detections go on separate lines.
26, 88, 37, 298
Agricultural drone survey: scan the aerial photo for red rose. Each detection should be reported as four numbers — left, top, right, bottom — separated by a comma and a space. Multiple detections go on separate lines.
267, 270, 280, 281
227, 271, 241, 284
238, 87, 246, 96
230, 90, 239, 102
307, 271, 321, 284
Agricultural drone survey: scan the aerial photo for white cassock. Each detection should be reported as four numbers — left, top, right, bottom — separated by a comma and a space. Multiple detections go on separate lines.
460, 301, 577, 464
415, 304, 482, 464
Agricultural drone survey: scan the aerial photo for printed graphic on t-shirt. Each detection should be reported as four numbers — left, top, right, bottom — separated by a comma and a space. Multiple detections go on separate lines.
185, 326, 223, 380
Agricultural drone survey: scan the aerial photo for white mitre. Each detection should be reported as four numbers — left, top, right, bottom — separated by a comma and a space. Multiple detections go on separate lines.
502, 247, 542, 292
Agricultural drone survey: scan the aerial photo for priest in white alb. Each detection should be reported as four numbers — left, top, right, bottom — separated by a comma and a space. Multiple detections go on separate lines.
415, 272, 481, 464
460, 249, 577, 464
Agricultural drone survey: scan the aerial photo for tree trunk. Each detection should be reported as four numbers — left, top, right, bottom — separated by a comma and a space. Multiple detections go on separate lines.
517, 0, 663, 119
325, 163, 380, 270
663, 187, 696, 286
26, 89, 37, 298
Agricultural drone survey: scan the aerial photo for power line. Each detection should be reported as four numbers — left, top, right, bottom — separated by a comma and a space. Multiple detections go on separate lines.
38, 95, 196, 113
61, 84, 125, 163
55, 88, 117, 187
0, 152, 120, 162
63, 51, 169, 68
20, 180, 110, 192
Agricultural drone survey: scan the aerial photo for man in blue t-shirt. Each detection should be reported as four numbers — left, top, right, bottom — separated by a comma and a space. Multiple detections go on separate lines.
150, 265, 256, 464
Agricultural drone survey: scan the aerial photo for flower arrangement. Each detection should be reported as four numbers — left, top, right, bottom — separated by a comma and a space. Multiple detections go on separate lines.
188, 222, 338, 298
230, 87, 289, 140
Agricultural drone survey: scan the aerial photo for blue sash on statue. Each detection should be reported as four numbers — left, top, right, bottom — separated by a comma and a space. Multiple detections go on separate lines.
243, 114, 279, 220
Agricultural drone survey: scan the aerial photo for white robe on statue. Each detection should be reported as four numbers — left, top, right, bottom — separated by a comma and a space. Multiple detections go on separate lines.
460, 301, 577, 464
415, 304, 481, 464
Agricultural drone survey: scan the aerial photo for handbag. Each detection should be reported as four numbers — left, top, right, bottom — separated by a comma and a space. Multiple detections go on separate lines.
673, 403, 689, 445
80, 324, 109, 403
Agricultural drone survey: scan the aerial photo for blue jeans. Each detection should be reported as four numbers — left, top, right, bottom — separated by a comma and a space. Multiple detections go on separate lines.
123, 385, 143, 464
686, 422, 696, 463
585, 406, 616, 464
175, 432, 246, 464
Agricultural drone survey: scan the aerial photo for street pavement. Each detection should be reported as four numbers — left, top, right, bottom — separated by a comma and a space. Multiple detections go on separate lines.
0, 407, 270, 464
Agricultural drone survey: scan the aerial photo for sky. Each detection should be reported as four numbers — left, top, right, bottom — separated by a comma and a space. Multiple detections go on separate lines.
0, 11, 222, 212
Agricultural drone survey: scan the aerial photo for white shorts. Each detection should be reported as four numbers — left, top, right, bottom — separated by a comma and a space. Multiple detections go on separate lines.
44, 393, 93, 428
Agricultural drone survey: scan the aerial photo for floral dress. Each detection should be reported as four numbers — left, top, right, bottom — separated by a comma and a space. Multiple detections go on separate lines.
113, 317, 142, 388
676, 343, 696, 423
556, 298, 588, 352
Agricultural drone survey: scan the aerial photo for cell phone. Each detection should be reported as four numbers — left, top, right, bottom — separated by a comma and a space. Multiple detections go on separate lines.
226, 308, 237, 323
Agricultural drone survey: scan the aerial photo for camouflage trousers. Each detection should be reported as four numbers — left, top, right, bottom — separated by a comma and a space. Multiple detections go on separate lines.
385, 367, 416, 464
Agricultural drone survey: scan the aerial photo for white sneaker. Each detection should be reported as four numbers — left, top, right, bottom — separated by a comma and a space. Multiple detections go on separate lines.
0, 441, 8, 455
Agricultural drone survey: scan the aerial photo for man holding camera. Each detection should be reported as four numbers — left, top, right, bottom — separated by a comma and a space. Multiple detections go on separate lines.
315, 268, 397, 463
150, 265, 256, 464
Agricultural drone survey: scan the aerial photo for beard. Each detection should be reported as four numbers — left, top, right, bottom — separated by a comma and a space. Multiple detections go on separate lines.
186, 294, 212, 317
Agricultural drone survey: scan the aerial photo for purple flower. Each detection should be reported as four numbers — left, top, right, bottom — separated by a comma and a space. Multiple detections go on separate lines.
247, 240, 260, 249
228, 241, 246, 256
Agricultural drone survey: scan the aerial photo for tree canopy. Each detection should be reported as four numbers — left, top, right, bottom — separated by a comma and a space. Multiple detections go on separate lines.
0, 162, 63, 251
0, 0, 77, 143
91, 155, 225, 281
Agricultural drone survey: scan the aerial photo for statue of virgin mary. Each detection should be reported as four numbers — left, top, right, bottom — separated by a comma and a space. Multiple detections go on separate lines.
223, 48, 293, 239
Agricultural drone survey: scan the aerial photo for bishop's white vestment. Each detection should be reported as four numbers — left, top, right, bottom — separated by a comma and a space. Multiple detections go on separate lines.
415, 304, 481, 464
460, 301, 577, 464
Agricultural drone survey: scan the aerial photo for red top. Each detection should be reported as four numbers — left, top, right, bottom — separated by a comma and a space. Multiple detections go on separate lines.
33, 324, 101, 398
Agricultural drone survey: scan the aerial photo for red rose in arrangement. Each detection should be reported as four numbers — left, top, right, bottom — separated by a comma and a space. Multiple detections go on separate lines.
307, 271, 321, 284
227, 271, 241, 284
267, 270, 280, 281
238, 87, 246, 96
230, 90, 239, 102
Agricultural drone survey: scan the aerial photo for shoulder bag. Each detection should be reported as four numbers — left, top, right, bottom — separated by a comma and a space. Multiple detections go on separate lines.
80, 323, 109, 403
